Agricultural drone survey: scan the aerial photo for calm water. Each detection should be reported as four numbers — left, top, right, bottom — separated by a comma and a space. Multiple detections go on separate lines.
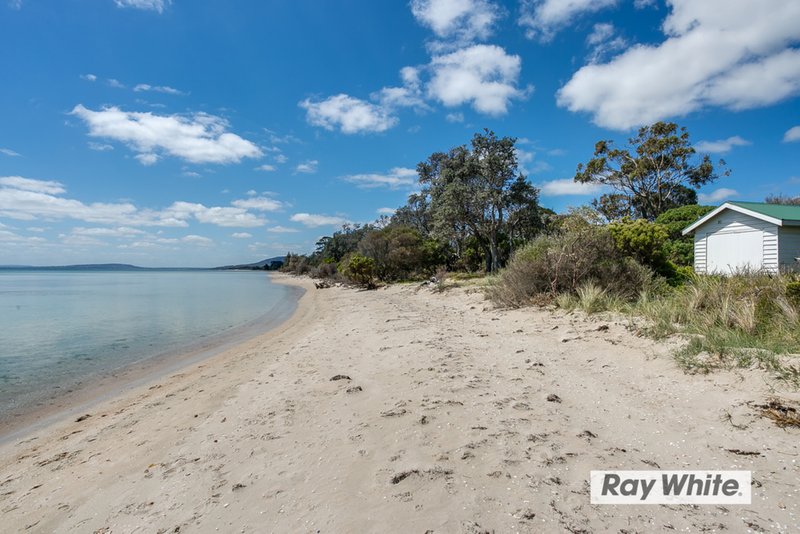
0, 270, 300, 420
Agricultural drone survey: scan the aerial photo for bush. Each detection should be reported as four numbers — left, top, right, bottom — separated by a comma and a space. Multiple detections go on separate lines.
608, 218, 674, 277
341, 254, 376, 288
655, 205, 714, 267
487, 224, 654, 307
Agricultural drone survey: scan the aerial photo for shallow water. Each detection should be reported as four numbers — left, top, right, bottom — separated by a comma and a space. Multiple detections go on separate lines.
0, 270, 297, 419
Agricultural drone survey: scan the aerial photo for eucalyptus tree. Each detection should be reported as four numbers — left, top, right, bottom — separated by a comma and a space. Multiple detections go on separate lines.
574, 122, 727, 221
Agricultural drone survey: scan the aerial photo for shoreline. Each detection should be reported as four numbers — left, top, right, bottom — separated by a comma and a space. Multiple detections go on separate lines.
1, 276, 798, 532
0, 273, 309, 445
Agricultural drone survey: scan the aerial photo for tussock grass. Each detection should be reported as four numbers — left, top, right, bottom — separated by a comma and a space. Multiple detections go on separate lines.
628, 272, 800, 384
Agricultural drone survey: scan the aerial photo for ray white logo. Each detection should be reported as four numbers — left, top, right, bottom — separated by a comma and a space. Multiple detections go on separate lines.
590, 471, 751, 504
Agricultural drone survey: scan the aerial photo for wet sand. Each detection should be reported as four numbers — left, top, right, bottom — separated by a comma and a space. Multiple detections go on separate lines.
0, 274, 798, 533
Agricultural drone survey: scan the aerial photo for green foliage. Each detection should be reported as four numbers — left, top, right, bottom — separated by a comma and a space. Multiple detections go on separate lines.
608, 219, 668, 267
574, 122, 727, 221
341, 254, 376, 288
487, 220, 655, 307
655, 204, 715, 238
417, 129, 543, 271
653, 204, 714, 267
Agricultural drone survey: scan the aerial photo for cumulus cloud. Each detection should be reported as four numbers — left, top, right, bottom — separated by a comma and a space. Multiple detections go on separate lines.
0, 176, 65, 194
300, 95, 397, 134
539, 178, 604, 196
557, 0, 800, 130
255, 164, 276, 172
445, 112, 464, 122
377, 207, 397, 215
231, 232, 252, 239
411, 0, 500, 46
519, 0, 618, 41
230, 196, 283, 211
586, 23, 627, 64
784, 126, 800, 142
427, 44, 528, 115
694, 136, 751, 153
342, 167, 418, 189
114, 0, 170, 13
71, 104, 263, 165
0, 176, 272, 228
699, 187, 739, 203
0, 147, 21, 157
294, 160, 318, 174
290, 213, 348, 228
182, 234, 213, 246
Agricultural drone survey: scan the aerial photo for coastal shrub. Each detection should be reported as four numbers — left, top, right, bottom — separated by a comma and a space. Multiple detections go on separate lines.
655, 205, 714, 267
312, 262, 338, 279
486, 225, 654, 307
608, 218, 674, 278
341, 254, 376, 288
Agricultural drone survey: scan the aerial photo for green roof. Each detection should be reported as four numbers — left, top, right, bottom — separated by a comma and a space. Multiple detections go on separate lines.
728, 201, 800, 222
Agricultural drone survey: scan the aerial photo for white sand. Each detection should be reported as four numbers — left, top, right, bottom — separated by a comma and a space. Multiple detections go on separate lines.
1, 273, 798, 533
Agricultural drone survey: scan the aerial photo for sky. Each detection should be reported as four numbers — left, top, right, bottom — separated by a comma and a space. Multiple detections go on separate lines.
0, 0, 798, 267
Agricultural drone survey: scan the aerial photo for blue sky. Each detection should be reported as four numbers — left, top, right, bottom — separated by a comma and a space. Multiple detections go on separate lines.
1, 0, 798, 267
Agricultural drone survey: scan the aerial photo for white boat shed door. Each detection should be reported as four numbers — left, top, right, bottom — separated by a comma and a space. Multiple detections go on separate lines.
706, 230, 763, 274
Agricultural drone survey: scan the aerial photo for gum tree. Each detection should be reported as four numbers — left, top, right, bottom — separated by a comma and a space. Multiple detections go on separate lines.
574, 122, 727, 221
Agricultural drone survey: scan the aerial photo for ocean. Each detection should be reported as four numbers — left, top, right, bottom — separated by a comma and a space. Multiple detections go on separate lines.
0, 270, 301, 426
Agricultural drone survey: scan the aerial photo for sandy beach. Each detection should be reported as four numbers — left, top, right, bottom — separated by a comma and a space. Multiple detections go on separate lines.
1, 273, 798, 533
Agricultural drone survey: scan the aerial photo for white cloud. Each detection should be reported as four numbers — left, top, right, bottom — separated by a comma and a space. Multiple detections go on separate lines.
0, 147, 21, 157
519, 0, 618, 41
539, 178, 604, 196
256, 164, 276, 172
182, 170, 200, 177
72, 226, 145, 237
411, 0, 500, 45
266, 225, 299, 233
88, 142, 114, 152
231, 196, 283, 211
784, 126, 800, 142
80, 73, 97, 82
107, 78, 125, 89
164, 201, 267, 227
71, 105, 262, 165
694, 136, 751, 153
0, 176, 271, 228
377, 207, 397, 215
300, 94, 397, 134
274, 154, 288, 164
445, 112, 464, 122
343, 167, 418, 189
294, 160, 318, 174
427, 44, 528, 115
182, 234, 213, 246
290, 213, 348, 228
231, 232, 252, 239
8, 0, 23, 10
0, 176, 65, 194
586, 23, 627, 64
114, 0, 170, 13
557, 0, 800, 130
698, 187, 739, 203
133, 83, 185, 95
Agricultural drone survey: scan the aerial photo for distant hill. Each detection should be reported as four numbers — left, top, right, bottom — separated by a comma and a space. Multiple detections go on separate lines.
215, 256, 286, 270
